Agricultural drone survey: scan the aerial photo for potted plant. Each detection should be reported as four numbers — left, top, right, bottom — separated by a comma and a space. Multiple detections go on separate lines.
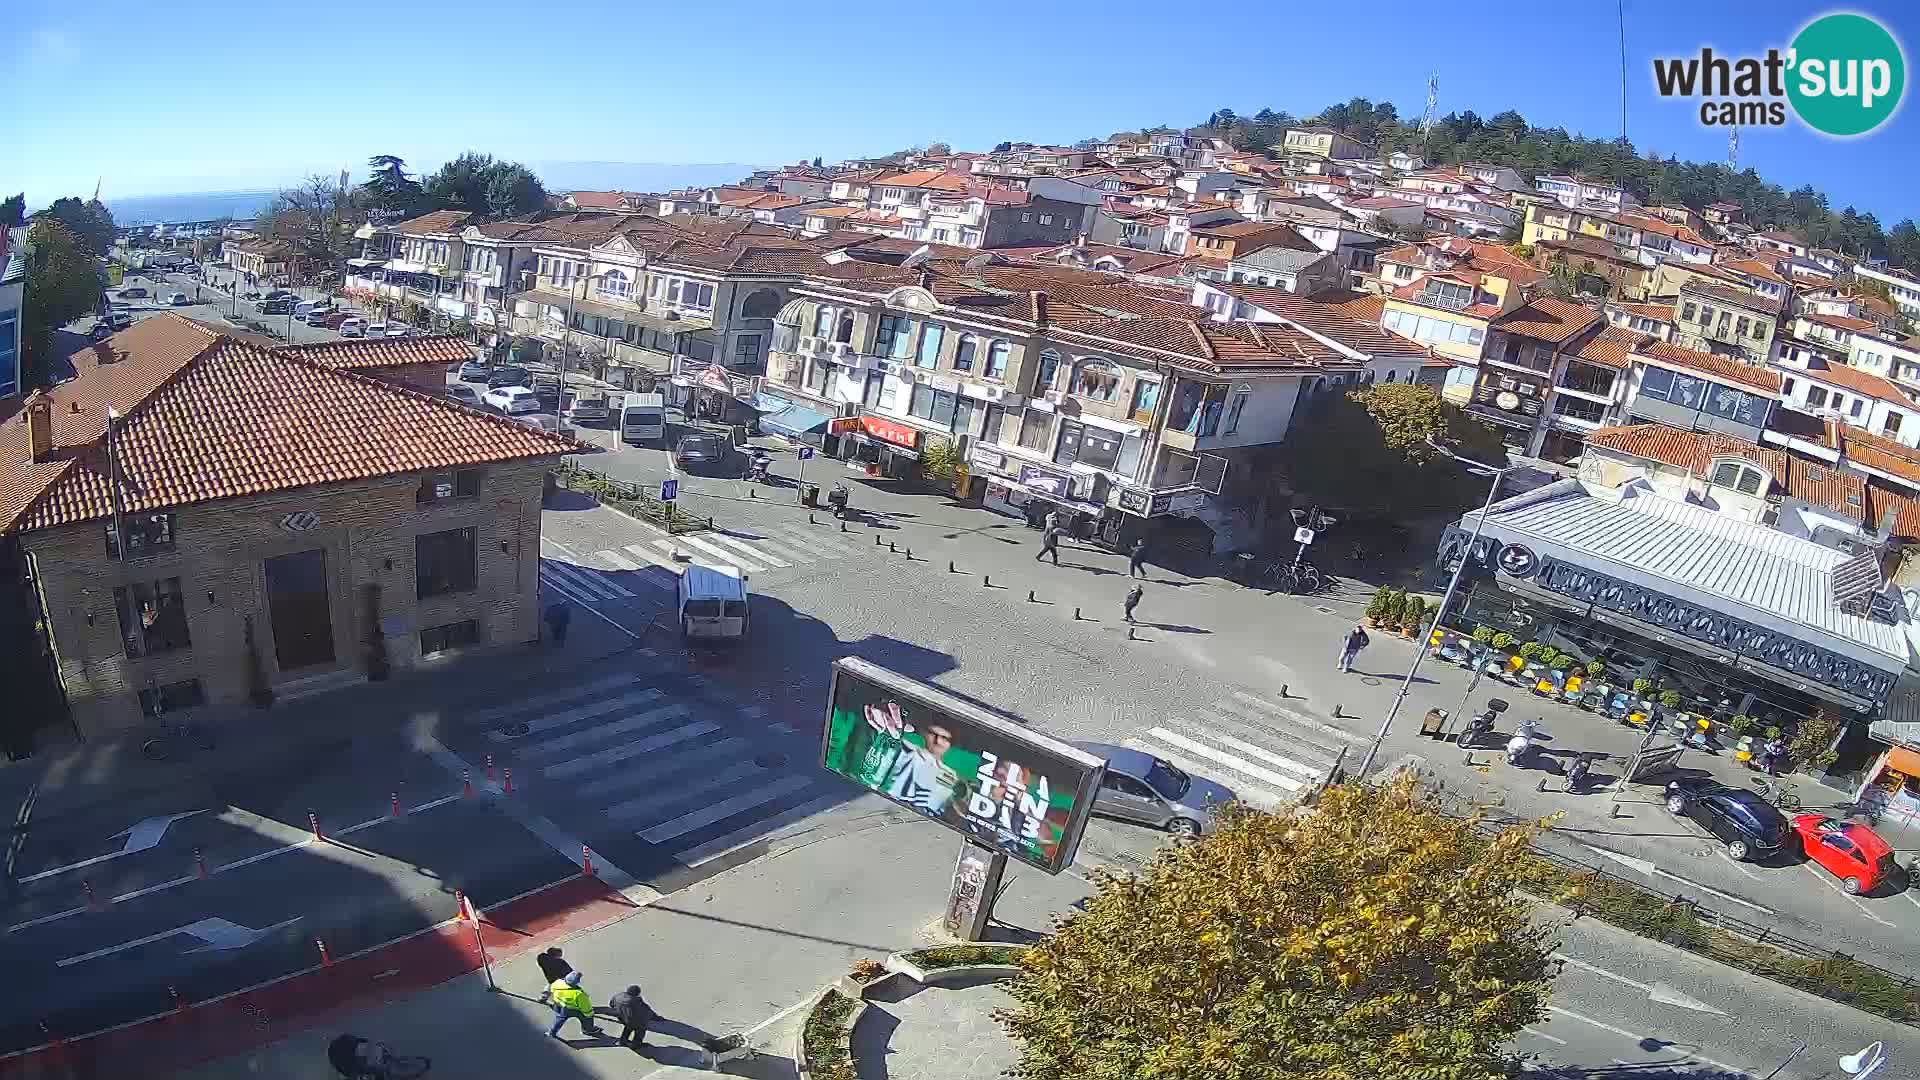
1365, 588, 1393, 628
1658, 690, 1683, 710
1399, 596, 1426, 637
1517, 641, 1543, 662
1631, 677, 1652, 699
1585, 660, 1606, 678
1379, 589, 1406, 630
1729, 714, 1755, 738
1472, 624, 1495, 646
1549, 654, 1573, 671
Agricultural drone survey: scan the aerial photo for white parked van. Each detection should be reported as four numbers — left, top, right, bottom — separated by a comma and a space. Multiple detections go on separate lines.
677, 564, 749, 641
620, 392, 667, 445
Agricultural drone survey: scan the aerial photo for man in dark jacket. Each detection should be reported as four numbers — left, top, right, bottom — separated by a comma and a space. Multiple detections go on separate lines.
1035, 525, 1062, 565
608, 984, 655, 1050
536, 947, 572, 1002
1127, 537, 1149, 579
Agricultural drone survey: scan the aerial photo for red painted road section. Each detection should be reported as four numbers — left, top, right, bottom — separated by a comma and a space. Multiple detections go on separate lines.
0, 875, 640, 1079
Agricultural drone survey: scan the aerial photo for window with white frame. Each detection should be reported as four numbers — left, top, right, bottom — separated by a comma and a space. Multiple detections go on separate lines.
1708, 457, 1768, 495
1072, 358, 1121, 401
812, 306, 834, 338
597, 270, 632, 301
915, 324, 945, 369
986, 341, 1010, 379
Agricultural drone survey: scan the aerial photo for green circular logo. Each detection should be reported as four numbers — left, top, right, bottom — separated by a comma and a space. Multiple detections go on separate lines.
1787, 13, 1906, 136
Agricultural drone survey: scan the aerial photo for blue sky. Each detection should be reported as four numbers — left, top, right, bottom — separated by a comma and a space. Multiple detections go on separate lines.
3, 0, 1914, 225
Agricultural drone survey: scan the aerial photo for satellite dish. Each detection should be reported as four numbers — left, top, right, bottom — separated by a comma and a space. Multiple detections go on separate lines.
900, 244, 932, 268
964, 253, 993, 271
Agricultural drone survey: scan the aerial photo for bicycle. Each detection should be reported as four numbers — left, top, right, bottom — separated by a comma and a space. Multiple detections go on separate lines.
1749, 776, 1802, 812
141, 714, 217, 761
330, 1035, 430, 1079
1264, 559, 1323, 595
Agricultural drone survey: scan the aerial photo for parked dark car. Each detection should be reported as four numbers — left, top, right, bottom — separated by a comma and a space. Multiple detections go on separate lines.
1664, 778, 1789, 861
674, 433, 729, 472
458, 360, 492, 383
487, 365, 532, 389
258, 298, 294, 314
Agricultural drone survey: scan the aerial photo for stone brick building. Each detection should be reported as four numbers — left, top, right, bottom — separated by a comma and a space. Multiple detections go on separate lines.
0, 315, 575, 737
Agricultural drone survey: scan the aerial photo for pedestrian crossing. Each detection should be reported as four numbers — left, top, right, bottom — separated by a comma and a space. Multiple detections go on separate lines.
1125, 690, 1364, 812
470, 672, 846, 868
537, 518, 861, 609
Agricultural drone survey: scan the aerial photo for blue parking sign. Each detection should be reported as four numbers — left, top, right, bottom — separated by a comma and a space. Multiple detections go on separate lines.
660, 478, 678, 502
797, 447, 815, 460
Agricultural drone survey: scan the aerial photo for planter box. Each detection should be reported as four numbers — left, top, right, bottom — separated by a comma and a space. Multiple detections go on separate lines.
882, 947, 1027, 987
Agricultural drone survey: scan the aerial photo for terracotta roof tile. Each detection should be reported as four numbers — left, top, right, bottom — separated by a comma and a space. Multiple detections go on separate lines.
1305, 288, 1387, 324
391, 210, 474, 236
1218, 287, 1425, 358
281, 335, 473, 371
1637, 339, 1782, 393
1785, 456, 1867, 521
1585, 423, 1787, 478
1573, 327, 1645, 369
1680, 278, 1783, 315
1489, 298, 1604, 344
0, 315, 575, 535
1802, 312, 1878, 334
1800, 361, 1915, 403
1840, 428, 1920, 486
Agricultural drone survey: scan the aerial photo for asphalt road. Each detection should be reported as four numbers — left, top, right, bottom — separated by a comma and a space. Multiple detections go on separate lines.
105, 268, 345, 346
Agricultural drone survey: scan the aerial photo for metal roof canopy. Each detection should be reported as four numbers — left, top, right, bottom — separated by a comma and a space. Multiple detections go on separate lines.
1459, 479, 1911, 673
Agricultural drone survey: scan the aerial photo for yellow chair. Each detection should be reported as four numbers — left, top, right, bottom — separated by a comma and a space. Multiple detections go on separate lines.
1628, 711, 1649, 727
1565, 674, 1584, 695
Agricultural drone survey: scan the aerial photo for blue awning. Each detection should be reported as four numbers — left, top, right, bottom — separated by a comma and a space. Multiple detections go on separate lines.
750, 393, 790, 414
761, 403, 831, 437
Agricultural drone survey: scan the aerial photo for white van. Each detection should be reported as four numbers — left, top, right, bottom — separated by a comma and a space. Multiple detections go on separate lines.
677, 564, 749, 641
620, 392, 667, 445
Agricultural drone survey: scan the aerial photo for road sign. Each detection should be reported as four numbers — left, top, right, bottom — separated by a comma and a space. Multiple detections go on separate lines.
797, 447, 815, 460
1293, 526, 1316, 545
660, 478, 678, 502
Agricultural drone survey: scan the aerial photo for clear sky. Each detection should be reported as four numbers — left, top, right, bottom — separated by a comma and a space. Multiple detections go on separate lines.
3, 0, 1914, 224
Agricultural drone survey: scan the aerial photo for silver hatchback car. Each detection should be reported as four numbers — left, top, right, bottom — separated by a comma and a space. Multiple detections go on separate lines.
1072, 741, 1237, 838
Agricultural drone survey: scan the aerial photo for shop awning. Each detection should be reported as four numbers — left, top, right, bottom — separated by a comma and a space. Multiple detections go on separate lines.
761, 403, 831, 437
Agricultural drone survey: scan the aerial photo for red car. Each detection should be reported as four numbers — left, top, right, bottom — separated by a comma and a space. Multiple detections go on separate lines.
1791, 814, 1898, 894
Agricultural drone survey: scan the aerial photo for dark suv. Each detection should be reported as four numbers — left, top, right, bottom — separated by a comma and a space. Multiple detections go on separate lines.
1664, 778, 1789, 861
486, 365, 532, 389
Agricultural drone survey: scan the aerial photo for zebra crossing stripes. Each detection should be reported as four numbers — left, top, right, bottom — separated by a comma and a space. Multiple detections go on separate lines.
540, 559, 636, 604
1125, 694, 1352, 813
470, 673, 842, 864
672, 533, 769, 572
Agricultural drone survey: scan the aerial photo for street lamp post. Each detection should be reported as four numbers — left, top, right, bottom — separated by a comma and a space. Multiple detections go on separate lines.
1353, 440, 1517, 779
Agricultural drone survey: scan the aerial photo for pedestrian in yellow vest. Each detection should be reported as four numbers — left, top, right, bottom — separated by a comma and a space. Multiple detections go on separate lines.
547, 970, 604, 1039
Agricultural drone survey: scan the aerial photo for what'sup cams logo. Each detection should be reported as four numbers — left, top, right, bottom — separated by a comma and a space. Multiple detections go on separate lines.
1653, 12, 1906, 137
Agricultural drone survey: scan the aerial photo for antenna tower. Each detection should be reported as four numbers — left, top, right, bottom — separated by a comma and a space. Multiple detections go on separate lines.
1727, 126, 1739, 171
1419, 73, 1439, 135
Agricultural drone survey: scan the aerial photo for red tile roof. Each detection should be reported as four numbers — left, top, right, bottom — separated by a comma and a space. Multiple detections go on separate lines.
1801, 312, 1878, 334
1799, 361, 1915, 404
0, 315, 576, 535
1221, 287, 1426, 358
280, 335, 473, 371
1681, 278, 1783, 315
1489, 298, 1603, 344
1585, 423, 1787, 479
565, 191, 630, 209
1572, 327, 1646, 370
391, 210, 474, 236
1784, 456, 1867, 522
1305, 288, 1387, 325
1637, 339, 1783, 393
1840, 427, 1920, 486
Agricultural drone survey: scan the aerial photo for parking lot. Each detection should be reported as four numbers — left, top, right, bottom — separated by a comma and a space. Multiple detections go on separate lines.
102, 267, 347, 346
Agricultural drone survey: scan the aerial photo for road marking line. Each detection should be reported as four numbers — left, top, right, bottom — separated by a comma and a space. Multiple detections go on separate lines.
1544, 1005, 1646, 1042
703, 532, 791, 567
19, 811, 204, 883
1121, 739, 1284, 811
622, 543, 687, 576
467, 673, 642, 724
525, 703, 692, 757
725, 533, 812, 565
1520, 1026, 1567, 1046
768, 526, 852, 556
1224, 691, 1367, 746
597, 548, 645, 571
543, 719, 717, 779
1551, 953, 1651, 992
673, 533, 767, 572
486, 688, 664, 741
539, 568, 602, 608
680, 795, 844, 867
1799, 861, 1897, 927
1184, 722, 1327, 781
575, 738, 749, 800
641, 775, 816, 844
543, 561, 627, 601
606, 761, 765, 823
1144, 727, 1308, 794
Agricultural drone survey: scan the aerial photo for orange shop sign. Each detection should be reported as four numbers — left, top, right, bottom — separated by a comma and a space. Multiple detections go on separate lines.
860, 416, 920, 449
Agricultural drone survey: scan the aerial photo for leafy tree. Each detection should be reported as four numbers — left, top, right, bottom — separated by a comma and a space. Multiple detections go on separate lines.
260, 174, 364, 264
360, 154, 425, 214
994, 141, 1015, 153
483, 162, 547, 219
1279, 383, 1505, 517
20, 220, 105, 391
811, 156, 824, 168
924, 141, 953, 157
34, 196, 115, 256
1887, 219, 1920, 270
1001, 775, 1558, 1080
0, 193, 23, 228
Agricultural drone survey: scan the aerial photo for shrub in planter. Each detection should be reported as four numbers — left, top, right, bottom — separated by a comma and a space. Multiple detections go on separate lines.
1785, 708, 1845, 773
1762, 725, 1782, 740
1380, 589, 1407, 628
1400, 597, 1426, 635
1549, 654, 1573, 671
1472, 625, 1496, 645
1365, 588, 1393, 626
1491, 632, 1515, 651
1729, 715, 1755, 737
1585, 660, 1606, 678
1517, 642, 1542, 661
1631, 678, 1652, 697
1658, 690, 1682, 710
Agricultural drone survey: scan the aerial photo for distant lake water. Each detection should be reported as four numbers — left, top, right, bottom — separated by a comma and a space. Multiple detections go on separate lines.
106, 190, 276, 226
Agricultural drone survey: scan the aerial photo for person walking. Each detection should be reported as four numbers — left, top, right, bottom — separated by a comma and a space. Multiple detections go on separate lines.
1127, 537, 1149, 579
544, 602, 571, 645
547, 970, 603, 1039
1035, 524, 1062, 565
1123, 583, 1143, 624
607, 984, 656, 1051
1338, 623, 1370, 673
535, 947, 572, 1002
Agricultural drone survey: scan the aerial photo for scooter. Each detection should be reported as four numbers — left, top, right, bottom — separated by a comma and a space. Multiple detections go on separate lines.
827, 481, 850, 519
1463, 697, 1507, 748
1505, 718, 1540, 767
748, 452, 771, 484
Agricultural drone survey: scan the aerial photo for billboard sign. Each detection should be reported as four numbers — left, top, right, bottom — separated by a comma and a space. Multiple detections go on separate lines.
820, 657, 1104, 874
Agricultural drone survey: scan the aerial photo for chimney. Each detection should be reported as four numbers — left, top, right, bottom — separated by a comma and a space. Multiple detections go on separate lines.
24, 391, 53, 463
1031, 290, 1049, 329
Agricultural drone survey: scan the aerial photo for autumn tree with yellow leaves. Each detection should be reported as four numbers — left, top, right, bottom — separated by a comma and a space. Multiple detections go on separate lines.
1000, 777, 1557, 1080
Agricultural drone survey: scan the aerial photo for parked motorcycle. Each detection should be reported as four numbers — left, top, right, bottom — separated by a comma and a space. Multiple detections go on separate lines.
1505, 718, 1540, 767
1464, 697, 1507, 748
748, 450, 771, 484
827, 481, 850, 519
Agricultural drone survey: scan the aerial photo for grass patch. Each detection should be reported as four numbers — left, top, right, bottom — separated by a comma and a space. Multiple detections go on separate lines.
1519, 854, 1919, 1023
802, 990, 856, 1080
904, 945, 1023, 969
